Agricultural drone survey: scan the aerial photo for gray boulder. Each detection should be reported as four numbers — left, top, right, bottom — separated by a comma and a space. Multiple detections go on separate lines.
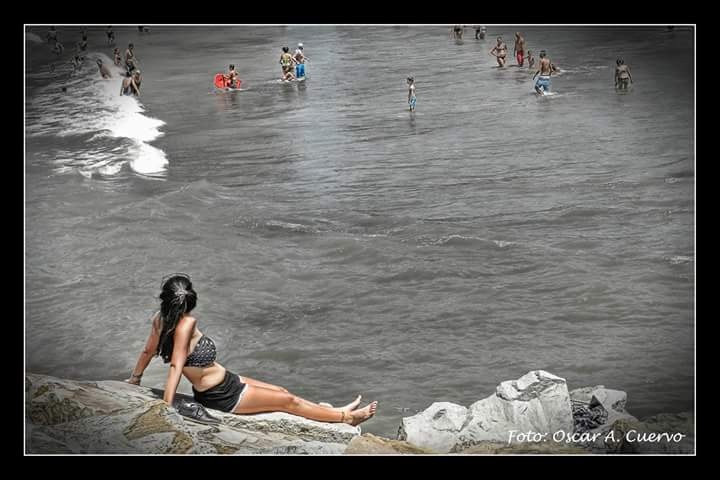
398, 370, 574, 453
397, 402, 467, 453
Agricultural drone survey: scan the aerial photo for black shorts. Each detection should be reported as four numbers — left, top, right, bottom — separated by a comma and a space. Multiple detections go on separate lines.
193, 370, 248, 413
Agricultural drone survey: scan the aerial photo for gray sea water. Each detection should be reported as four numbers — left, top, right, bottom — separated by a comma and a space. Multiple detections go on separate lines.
25, 25, 694, 438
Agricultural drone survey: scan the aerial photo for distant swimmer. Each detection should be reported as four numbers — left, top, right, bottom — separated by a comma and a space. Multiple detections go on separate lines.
526, 50, 536, 69
52, 40, 64, 56
279, 46, 296, 81
96, 58, 112, 79
120, 70, 141, 96
513, 32, 526, 66
138, 26, 150, 33
293, 43, 307, 78
77, 35, 88, 53
451, 25, 464, 40
71, 55, 83, 75
224, 64, 239, 88
489, 37, 508, 67
113, 48, 122, 66
475, 25, 487, 40
107, 26, 115, 46
614, 58, 633, 90
125, 43, 137, 73
407, 76, 416, 112
532, 50, 554, 95
46, 26, 57, 44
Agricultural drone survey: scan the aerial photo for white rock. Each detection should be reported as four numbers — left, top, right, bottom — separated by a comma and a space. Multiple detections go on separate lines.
397, 402, 468, 453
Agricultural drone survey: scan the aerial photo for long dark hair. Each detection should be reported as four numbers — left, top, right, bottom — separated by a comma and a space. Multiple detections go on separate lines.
157, 274, 197, 363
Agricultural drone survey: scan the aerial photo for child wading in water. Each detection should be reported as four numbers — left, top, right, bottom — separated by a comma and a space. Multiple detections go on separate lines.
407, 77, 416, 112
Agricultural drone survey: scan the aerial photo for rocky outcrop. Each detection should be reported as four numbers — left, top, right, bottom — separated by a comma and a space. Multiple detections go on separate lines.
592, 412, 694, 454
397, 371, 693, 455
26, 373, 358, 454
26, 372, 694, 455
570, 385, 639, 452
398, 370, 574, 453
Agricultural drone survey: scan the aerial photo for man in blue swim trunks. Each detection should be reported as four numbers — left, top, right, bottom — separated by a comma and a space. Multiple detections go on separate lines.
532, 50, 553, 95
293, 43, 307, 78
407, 76, 416, 112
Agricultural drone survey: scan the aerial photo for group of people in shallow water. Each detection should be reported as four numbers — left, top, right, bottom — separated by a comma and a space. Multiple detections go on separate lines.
217, 43, 308, 89
44, 26, 144, 97
448, 27, 633, 98
279, 43, 308, 81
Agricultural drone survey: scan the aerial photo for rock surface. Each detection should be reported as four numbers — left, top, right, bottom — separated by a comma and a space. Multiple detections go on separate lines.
26, 372, 694, 455
344, 433, 433, 454
26, 373, 358, 454
399, 370, 574, 453
593, 412, 694, 454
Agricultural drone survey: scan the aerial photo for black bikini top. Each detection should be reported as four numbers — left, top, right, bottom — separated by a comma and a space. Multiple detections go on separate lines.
185, 335, 217, 367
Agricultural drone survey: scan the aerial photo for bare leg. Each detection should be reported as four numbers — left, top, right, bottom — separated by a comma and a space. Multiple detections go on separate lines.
240, 375, 288, 393
240, 376, 360, 412
235, 385, 347, 423
235, 386, 376, 425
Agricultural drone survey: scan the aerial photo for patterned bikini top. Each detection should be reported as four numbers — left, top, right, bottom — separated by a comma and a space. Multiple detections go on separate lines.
185, 335, 217, 367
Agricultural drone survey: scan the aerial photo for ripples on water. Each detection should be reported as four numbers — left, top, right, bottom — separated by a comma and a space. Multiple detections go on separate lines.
26, 25, 694, 437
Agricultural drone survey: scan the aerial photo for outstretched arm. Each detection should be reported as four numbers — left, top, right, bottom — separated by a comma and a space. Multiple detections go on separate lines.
162, 317, 195, 406
127, 313, 161, 384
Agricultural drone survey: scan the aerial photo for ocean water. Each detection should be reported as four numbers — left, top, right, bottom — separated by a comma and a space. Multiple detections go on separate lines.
25, 25, 694, 438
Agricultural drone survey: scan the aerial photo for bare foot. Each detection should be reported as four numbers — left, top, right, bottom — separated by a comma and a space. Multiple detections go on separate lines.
348, 401, 378, 426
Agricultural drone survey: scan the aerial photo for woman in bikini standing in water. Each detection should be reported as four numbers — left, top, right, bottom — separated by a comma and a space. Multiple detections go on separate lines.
490, 36, 508, 67
126, 274, 377, 425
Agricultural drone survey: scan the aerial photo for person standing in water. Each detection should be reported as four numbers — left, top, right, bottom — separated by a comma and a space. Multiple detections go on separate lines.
526, 50, 536, 69
451, 25, 464, 40
225, 64, 239, 88
279, 46, 296, 80
489, 37, 508, 66
46, 26, 57, 44
113, 48, 122, 66
532, 50, 554, 95
513, 32, 526, 66
77, 34, 88, 54
52, 40, 64, 56
407, 77, 416, 112
475, 25, 487, 40
96, 58, 112, 79
106, 26, 115, 46
125, 43, 137, 74
614, 58, 633, 90
293, 43, 307, 79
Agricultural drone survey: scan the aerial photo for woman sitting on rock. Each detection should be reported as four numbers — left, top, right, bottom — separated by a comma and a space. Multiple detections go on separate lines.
126, 274, 377, 426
